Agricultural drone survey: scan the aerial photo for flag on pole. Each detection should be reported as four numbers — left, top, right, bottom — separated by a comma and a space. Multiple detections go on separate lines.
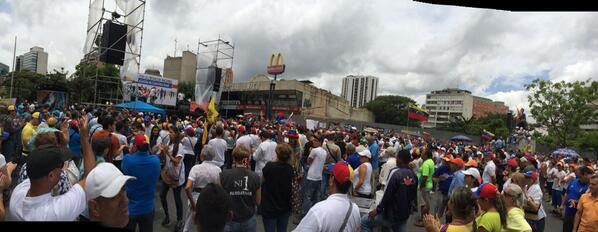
408, 104, 429, 122
201, 118, 209, 145
207, 96, 219, 124
481, 129, 495, 141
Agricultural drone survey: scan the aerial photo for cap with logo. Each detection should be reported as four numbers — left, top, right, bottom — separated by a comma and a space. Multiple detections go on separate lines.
329, 162, 354, 184
86, 163, 136, 199
475, 183, 499, 199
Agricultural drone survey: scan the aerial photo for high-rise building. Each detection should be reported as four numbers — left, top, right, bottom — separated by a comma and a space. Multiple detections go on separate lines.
16, 46, 48, 74
0, 62, 9, 76
341, 75, 378, 108
224, 68, 233, 85
423, 88, 509, 128
163, 50, 197, 83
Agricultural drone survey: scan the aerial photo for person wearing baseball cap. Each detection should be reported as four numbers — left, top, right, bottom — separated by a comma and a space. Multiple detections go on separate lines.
463, 167, 482, 190
122, 134, 161, 232
20, 111, 42, 156
522, 169, 546, 232
474, 183, 507, 232
448, 158, 466, 198
353, 149, 373, 198
9, 117, 95, 221
296, 162, 360, 231
550, 162, 566, 215
86, 162, 135, 228
465, 159, 479, 168
482, 153, 497, 185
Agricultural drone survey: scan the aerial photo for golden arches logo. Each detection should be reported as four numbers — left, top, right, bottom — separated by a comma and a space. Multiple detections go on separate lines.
267, 53, 285, 75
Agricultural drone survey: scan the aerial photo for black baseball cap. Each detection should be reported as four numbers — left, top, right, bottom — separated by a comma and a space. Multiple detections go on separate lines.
27, 145, 73, 180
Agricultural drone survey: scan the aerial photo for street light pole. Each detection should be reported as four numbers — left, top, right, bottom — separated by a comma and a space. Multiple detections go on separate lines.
267, 74, 277, 120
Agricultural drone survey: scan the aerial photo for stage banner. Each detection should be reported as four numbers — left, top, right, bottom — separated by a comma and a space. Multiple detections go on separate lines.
123, 73, 178, 106
38, 90, 68, 110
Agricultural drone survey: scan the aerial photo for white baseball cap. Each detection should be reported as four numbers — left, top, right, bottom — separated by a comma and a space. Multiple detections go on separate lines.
356, 145, 367, 153
86, 163, 136, 199
0, 154, 5, 168
358, 149, 372, 159
462, 167, 482, 184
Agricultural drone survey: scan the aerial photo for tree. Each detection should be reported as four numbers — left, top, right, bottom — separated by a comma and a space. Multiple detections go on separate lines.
68, 60, 120, 103
177, 81, 195, 102
526, 79, 597, 148
363, 95, 417, 126
1, 70, 44, 101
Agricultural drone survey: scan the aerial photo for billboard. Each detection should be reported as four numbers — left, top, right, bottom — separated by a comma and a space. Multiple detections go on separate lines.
123, 73, 178, 106
38, 90, 68, 110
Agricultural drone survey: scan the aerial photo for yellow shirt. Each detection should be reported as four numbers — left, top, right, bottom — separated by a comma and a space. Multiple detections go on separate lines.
443, 222, 473, 232
21, 122, 37, 153
476, 211, 503, 232
502, 207, 532, 232
577, 193, 598, 232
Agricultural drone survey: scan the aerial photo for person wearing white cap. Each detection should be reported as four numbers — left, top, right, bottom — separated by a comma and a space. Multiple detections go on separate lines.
462, 167, 482, 192
86, 162, 135, 228
353, 149, 373, 198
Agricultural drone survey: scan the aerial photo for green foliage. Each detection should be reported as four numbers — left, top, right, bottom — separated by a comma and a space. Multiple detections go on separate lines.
572, 131, 598, 153
439, 113, 509, 139
177, 81, 195, 102
526, 79, 597, 148
363, 95, 417, 126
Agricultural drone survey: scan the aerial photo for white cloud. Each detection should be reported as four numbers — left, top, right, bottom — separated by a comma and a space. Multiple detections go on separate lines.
1, 0, 597, 119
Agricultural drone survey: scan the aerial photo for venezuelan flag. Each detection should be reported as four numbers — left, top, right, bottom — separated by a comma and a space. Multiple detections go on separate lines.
408, 105, 429, 122
481, 129, 495, 141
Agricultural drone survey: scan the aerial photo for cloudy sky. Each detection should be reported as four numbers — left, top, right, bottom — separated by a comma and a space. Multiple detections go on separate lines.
1, 0, 597, 114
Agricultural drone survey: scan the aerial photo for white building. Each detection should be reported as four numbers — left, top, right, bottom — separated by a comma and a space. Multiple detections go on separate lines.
423, 88, 474, 128
16, 46, 48, 75
341, 75, 379, 108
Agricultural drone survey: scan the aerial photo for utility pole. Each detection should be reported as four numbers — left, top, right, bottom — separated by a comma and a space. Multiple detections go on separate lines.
10, 36, 17, 98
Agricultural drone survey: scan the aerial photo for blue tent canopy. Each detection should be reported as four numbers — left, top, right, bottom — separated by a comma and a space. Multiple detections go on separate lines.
115, 101, 166, 115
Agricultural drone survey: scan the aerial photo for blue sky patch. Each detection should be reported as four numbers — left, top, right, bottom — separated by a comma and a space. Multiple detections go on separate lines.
486, 70, 550, 93
0, 1, 11, 13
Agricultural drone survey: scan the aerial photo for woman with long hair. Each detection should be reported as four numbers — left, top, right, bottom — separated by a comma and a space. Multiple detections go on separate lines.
149, 126, 160, 152
502, 184, 532, 232
159, 126, 185, 231
423, 186, 477, 232
260, 143, 293, 232
286, 130, 304, 224
475, 183, 507, 232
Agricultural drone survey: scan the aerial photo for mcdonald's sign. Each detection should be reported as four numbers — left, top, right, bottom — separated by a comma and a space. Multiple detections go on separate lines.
267, 53, 285, 75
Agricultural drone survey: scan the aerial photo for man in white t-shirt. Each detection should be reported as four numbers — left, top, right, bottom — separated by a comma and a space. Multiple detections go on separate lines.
550, 162, 566, 213
302, 138, 327, 217
523, 170, 546, 229
9, 118, 95, 221
252, 131, 277, 177
482, 153, 496, 184
296, 162, 360, 232
207, 126, 228, 168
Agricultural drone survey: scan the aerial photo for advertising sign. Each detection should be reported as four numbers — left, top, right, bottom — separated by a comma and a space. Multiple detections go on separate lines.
38, 90, 68, 110
123, 73, 178, 106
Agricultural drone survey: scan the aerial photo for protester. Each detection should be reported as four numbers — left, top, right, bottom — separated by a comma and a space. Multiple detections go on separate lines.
183, 144, 221, 232
122, 134, 161, 232
502, 184, 532, 232
483, 153, 497, 184
322, 133, 342, 200
296, 162, 360, 231
362, 149, 418, 232
463, 167, 482, 190
260, 143, 293, 232
346, 144, 361, 170
253, 131, 277, 177
475, 183, 507, 232
220, 146, 261, 232
159, 126, 185, 230
208, 126, 228, 169
448, 157, 466, 198
573, 175, 598, 232
20, 112, 41, 156
353, 148, 373, 198
91, 116, 121, 163
302, 136, 326, 217
181, 126, 198, 180
423, 187, 476, 232
432, 154, 453, 218
194, 183, 233, 232
563, 166, 593, 232
86, 162, 135, 228
378, 146, 397, 190
415, 149, 435, 227
9, 117, 94, 221
0, 155, 16, 221
550, 162, 566, 215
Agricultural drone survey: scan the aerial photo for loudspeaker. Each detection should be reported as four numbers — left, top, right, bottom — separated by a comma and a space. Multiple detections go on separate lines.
213, 67, 222, 92
506, 112, 514, 131
100, 21, 126, 66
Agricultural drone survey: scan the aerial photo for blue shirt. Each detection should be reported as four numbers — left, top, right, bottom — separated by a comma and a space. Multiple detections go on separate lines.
564, 179, 589, 216
347, 152, 361, 170
369, 142, 379, 170
122, 151, 161, 215
448, 169, 465, 197
433, 165, 453, 195
68, 129, 81, 158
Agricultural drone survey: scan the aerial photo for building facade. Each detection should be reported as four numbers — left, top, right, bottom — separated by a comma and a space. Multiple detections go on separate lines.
221, 75, 374, 122
472, 96, 509, 118
16, 46, 48, 74
423, 88, 509, 128
0, 62, 9, 76
163, 51, 197, 83
341, 75, 379, 108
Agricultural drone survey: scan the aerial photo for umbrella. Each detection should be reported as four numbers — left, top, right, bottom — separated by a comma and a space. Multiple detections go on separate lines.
451, 135, 472, 142
552, 148, 580, 158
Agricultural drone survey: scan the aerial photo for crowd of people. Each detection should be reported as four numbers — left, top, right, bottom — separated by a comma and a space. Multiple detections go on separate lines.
0, 102, 596, 232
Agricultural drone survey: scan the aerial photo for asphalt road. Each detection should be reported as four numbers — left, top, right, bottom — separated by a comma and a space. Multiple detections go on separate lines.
152, 183, 564, 232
